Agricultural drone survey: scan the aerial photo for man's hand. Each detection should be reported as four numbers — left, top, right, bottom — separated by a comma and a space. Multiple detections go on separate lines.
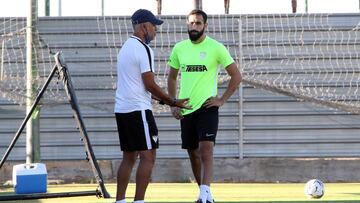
170, 106, 183, 120
170, 98, 192, 120
202, 96, 225, 108
173, 98, 192, 110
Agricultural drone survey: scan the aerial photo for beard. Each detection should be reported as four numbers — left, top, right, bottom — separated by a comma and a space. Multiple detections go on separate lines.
188, 28, 205, 41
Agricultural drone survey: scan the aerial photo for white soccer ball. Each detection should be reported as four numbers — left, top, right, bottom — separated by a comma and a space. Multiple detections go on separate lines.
304, 179, 325, 199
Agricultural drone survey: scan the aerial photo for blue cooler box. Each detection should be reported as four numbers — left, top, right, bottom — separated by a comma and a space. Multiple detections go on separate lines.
12, 163, 47, 194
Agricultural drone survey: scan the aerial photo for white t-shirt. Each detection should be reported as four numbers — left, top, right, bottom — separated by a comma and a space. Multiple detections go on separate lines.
114, 36, 154, 113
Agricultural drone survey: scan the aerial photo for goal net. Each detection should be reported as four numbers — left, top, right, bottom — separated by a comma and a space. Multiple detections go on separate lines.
96, 13, 360, 114
1, 13, 360, 114
0, 17, 66, 106
240, 13, 360, 114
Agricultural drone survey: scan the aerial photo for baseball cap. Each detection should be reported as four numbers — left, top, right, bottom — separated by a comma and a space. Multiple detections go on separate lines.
131, 9, 163, 25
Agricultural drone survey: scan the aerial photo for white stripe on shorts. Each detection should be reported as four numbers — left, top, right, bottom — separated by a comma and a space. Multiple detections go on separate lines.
141, 110, 152, 149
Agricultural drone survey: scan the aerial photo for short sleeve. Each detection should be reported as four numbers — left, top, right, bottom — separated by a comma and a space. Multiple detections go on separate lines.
138, 44, 154, 73
168, 45, 180, 69
217, 43, 234, 69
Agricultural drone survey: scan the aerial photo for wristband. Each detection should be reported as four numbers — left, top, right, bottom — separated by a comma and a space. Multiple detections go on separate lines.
171, 98, 177, 106
159, 98, 176, 106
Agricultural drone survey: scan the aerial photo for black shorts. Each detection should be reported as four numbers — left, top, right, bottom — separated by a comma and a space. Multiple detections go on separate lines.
115, 110, 159, 152
180, 106, 219, 149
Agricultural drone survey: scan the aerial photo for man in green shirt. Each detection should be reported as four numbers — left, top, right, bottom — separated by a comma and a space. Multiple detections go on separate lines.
167, 9, 242, 203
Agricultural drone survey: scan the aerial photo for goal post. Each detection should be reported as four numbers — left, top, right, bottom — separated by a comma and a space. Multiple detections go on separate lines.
26, 0, 40, 164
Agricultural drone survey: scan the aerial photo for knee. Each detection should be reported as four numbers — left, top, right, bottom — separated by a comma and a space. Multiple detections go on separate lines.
139, 151, 156, 165
145, 154, 156, 163
188, 149, 201, 161
122, 152, 138, 165
139, 157, 155, 169
199, 142, 214, 158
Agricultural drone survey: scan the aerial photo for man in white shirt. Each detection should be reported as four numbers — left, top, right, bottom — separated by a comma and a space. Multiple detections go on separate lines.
114, 9, 191, 203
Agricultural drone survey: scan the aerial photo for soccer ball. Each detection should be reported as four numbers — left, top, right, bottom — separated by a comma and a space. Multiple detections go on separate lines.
304, 179, 325, 199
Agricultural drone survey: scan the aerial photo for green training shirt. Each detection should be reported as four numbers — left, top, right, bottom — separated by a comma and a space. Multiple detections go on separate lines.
168, 36, 234, 115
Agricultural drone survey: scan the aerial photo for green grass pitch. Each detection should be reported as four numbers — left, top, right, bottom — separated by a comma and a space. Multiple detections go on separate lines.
1, 183, 360, 202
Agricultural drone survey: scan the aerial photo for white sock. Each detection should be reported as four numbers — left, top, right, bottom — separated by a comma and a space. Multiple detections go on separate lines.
206, 187, 214, 202
199, 184, 210, 202
133, 200, 144, 203
115, 199, 126, 203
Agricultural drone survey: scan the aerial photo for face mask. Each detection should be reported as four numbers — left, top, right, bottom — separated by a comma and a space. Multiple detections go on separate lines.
188, 28, 205, 41
144, 33, 151, 44
143, 28, 152, 44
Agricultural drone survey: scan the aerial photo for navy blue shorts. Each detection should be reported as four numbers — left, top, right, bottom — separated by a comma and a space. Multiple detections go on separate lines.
115, 110, 159, 152
180, 106, 219, 149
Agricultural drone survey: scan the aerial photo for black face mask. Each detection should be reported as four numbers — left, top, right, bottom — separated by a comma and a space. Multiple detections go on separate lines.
143, 28, 152, 44
188, 27, 205, 41
144, 33, 151, 44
